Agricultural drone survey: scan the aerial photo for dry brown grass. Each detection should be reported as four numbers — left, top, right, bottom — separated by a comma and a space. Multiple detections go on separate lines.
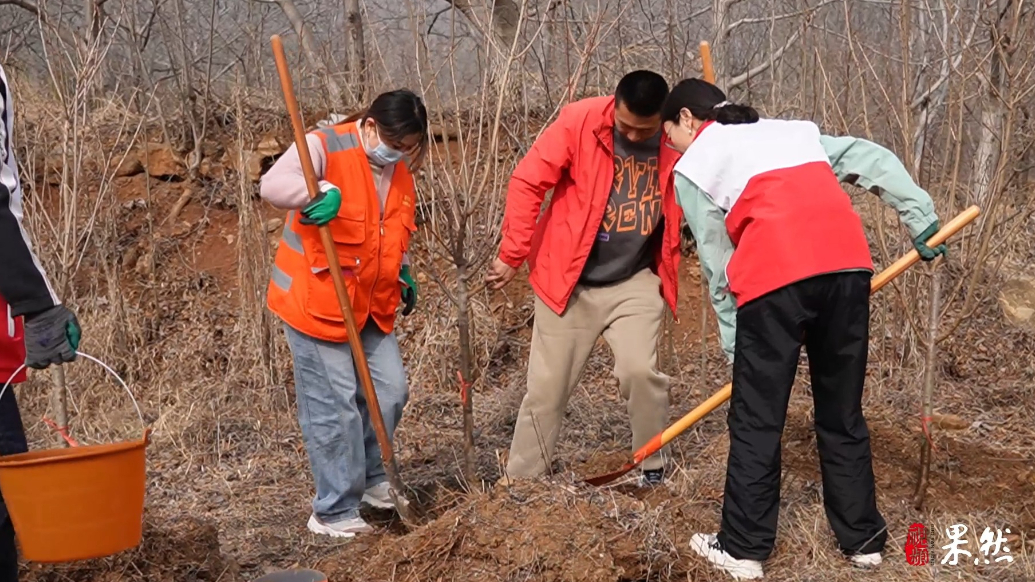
6, 98, 1035, 582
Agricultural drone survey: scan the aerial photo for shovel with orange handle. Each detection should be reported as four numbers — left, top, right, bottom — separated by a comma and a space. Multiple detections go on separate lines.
585, 205, 980, 486
269, 34, 413, 522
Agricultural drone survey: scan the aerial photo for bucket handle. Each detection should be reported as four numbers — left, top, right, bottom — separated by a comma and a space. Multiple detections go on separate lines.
0, 352, 147, 441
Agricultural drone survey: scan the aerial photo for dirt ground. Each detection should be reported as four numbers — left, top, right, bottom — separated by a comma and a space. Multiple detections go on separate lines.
11, 132, 1035, 582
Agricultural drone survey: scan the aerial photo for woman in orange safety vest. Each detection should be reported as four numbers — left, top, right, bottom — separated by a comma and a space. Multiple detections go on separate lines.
260, 89, 428, 538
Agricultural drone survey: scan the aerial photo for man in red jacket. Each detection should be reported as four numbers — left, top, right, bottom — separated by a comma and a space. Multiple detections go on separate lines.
488, 71, 684, 486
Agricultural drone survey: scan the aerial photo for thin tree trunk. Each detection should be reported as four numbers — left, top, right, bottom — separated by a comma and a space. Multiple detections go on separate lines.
445, 0, 520, 96
971, 0, 1009, 206
699, 279, 708, 392
344, 0, 366, 103
267, 0, 345, 106
455, 260, 477, 486
913, 261, 941, 510
51, 366, 70, 448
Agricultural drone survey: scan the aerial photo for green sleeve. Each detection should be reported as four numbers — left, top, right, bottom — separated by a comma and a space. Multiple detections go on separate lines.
820, 135, 939, 239
674, 173, 737, 363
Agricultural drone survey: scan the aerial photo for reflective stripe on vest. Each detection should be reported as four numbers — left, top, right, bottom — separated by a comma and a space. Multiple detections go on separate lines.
317, 128, 360, 153
281, 211, 304, 254
271, 264, 293, 292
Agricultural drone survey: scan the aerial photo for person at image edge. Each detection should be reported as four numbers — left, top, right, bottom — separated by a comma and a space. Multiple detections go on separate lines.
0, 62, 84, 582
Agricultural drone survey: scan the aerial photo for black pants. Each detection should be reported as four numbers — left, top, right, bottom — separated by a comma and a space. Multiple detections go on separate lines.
0, 385, 27, 582
716, 271, 887, 561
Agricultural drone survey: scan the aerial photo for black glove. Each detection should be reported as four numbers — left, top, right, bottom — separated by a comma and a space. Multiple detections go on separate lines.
23, 305, 81, 370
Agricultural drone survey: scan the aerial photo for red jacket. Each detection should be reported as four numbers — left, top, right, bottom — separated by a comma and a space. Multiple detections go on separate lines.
498, 96, 683, 318
675, 119, 873, 306
0, 295, 26, 385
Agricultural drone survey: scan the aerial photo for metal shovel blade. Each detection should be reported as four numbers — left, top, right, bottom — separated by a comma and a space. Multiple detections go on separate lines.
583, 462, 639, 487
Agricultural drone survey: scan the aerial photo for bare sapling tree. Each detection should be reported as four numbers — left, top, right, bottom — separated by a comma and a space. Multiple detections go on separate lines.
18, 4, 147, 444
927, 1, 1033, 345
31, 9, 121, 306
913, 258, 942, 509
154, 0, 223, 181
409, 0, 536, 486
231, 78, 283, 389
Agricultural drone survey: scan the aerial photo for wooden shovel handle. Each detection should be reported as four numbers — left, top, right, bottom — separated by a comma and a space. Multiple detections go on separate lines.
700, 41, 716, 84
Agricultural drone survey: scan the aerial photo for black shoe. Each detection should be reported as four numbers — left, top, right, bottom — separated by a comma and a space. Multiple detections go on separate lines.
641, 468, 664, 486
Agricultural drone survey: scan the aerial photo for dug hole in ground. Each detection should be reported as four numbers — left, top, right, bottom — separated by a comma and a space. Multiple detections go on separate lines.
9, 117, 1035, 582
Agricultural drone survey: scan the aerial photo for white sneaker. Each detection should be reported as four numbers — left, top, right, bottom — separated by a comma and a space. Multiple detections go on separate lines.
306, 514, 373, 538
361, 481, 410, 510
689, 533, 764, 580
849, 552, 882, 568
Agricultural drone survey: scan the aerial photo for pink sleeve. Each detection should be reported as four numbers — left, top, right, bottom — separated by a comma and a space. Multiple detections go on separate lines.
259, 133, 329, 209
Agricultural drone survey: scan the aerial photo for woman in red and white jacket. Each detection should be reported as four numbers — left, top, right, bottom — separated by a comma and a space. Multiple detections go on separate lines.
661, 78, 946, 580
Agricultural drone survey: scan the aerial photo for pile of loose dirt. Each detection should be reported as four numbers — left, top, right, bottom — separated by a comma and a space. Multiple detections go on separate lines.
320, 479, 695, 582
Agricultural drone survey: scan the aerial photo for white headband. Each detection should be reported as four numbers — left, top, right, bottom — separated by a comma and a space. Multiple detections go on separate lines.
713, 100, 731, 109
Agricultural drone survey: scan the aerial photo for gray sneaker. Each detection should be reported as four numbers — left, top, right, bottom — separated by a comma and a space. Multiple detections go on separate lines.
306, 514, 373, 538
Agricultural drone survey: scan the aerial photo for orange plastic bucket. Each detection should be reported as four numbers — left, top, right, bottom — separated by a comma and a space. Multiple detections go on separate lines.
0, 353, 151, 563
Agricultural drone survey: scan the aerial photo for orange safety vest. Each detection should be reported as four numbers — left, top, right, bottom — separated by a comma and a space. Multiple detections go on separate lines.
266, 122, 418, 343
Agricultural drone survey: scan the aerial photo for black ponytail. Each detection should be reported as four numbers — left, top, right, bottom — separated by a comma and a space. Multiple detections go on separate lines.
660, 78, 759, 126
706, 103, 759, 124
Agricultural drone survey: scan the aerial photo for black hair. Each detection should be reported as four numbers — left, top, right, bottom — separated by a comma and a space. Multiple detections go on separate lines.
614, 70, 670, 118
346, 89, 430, 168
660, 78, 759, 125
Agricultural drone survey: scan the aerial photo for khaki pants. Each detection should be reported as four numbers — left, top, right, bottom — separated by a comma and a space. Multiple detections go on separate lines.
505, 268, 670, 478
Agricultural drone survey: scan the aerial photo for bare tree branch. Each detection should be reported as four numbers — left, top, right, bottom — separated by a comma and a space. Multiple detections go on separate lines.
248, 0, 346, 106
725, 0, 837, 35
726, 21, 807, 90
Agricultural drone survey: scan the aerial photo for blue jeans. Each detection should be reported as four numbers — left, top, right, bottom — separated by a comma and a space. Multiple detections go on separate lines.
283, 321, 409, 523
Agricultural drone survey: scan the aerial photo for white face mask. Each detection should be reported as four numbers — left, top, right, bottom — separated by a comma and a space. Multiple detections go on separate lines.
369, 140, 404, 166
362, 122, 404, 167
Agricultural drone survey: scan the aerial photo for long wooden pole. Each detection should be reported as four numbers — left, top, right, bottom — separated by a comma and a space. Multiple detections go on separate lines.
269, 35, 412, 522
700, 41, 715, 84
697, 41, 717, 399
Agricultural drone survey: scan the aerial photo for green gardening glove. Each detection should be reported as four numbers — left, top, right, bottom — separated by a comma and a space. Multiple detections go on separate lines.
399, 265, 417, 316
913, 221, 948, 261
299, 184, 342, 226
